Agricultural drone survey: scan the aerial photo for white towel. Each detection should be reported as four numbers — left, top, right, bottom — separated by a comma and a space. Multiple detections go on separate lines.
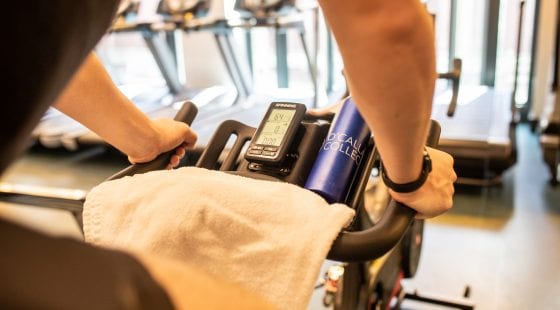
83, 167, 354, 309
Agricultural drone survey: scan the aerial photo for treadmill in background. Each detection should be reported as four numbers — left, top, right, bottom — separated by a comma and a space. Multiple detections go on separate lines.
434, 86, 517, 186
540, 2, 560, 186
431, 1, 528, 186
32, 0, 235, 152
0, 1, 323, 219
540, 97, 560, 185
232, 0, 320, 106
235, 0, 296, 17
431, 58, 515, 186
32, 0, 321, 160
182, 0, 321, 146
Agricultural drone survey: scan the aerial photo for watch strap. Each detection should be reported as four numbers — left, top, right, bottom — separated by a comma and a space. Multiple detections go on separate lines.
381, 149, 432, 193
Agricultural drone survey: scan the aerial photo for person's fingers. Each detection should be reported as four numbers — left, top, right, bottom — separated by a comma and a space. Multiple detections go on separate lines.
183, 127, 197, 147
175, 146, 186, 159
128, 119, 197, 167
308, 101, 343, 116
169, 154, 181, 168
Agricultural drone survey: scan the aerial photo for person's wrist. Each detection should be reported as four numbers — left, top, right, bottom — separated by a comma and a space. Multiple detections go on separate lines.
127, 120, 160, 163
381, 148, 432, 193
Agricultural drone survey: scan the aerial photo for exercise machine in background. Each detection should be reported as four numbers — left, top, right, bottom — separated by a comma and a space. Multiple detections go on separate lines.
539, 0, 560, 185
5, 0, 323, 207
233, 0, 320, 106
31, 0, 235, 152
541, 98, 560, 185
30, 0, 322, 154
430, 1, 528, 187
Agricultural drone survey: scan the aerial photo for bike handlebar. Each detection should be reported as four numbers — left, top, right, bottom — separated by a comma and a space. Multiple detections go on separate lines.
326, 121, 441, 262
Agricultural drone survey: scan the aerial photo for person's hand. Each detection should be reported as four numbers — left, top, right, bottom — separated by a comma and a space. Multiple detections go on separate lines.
128, 119, 197, 169
307, 100, 343, 117
388, 147, 457, 219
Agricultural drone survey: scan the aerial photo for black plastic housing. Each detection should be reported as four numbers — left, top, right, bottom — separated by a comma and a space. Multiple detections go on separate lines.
244, 102, 307, 166
197, 115, 330, 186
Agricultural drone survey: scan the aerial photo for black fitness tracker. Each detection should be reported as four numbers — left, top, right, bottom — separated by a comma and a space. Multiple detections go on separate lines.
381, 148, 432, 193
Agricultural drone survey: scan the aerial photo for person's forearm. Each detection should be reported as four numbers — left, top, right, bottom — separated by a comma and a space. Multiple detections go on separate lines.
138, 253, 276, 309
319, 0, 435, 183
54, 53, 159, 159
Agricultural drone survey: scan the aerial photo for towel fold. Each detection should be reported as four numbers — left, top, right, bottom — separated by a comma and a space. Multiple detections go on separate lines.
83, 167, 354, 309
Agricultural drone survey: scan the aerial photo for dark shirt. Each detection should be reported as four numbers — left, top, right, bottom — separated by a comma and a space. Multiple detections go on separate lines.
1, 1, 174, 308
0, 219, 173, 309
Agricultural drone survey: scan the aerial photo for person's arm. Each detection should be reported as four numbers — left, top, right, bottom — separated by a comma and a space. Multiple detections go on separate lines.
0, 218, 274, 309
319, 0, 456, 218
138, 252, 276, 309
53, 53, 197, 167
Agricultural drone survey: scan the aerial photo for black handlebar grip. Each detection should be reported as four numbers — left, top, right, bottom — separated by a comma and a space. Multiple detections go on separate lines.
424, 119, 441, 147
327, 120, 441, 262
106, 101, 198, 181
327, 200, 416, 262
173, 101, 198, 124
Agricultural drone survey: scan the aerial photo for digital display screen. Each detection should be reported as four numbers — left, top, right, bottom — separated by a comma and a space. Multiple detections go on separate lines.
255, 109, 296, 146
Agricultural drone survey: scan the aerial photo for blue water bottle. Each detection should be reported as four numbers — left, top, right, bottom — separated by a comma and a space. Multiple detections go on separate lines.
304, 97, 371, 203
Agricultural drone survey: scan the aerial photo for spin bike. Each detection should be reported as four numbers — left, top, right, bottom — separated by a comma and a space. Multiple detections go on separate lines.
109, 100, 473, 309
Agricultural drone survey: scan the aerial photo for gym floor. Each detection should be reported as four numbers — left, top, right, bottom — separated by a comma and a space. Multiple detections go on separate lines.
1, 122, 559, 309
402, 124, 560, 310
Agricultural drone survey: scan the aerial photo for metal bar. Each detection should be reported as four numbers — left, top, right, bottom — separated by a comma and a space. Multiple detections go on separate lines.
0, 193, 84, 228
552, 0, 560, 91
312, 7, 320, 107
165, 31, 177, 63
512, 1, 526, 115
142, 30, 185, 95
481, 0, 501, 86
214, 33, 243, 103
245, 29, 254, 78
298, 28, 318, 107
275, 28, 289, 88
223, 31, 252, 96
403, 292, 475, 310
524, 0, 541, 121
0, 192, 83, 213
326, 25, 334, 94
449, 0, 457, 71
173, 29, 187, 85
